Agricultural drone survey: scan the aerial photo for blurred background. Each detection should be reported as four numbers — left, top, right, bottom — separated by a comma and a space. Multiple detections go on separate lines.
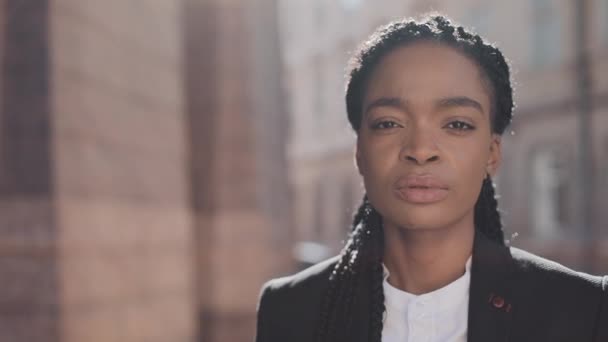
0, 0, 606, 341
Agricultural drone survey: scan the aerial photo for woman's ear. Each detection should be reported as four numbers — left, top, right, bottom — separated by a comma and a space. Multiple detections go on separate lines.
486, 134, 502, 177
355, 139, 364, 176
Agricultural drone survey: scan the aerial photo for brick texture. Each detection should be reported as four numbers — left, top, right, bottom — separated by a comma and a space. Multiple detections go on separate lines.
184, 0, 292, 341
0, 1, 59, 341
50, 1, 196, 341
0, 1, 291, 342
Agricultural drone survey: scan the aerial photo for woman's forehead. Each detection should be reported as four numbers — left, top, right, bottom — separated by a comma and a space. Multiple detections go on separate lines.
363, 42, 492, 113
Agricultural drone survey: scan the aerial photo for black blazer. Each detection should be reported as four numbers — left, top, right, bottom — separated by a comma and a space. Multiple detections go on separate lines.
255, 233, 608, 341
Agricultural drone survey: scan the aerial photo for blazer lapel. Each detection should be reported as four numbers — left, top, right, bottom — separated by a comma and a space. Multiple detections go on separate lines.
467, 233, 515, 342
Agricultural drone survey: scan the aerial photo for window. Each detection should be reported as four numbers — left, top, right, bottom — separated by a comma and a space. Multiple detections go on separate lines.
312, 56, 325, 131
602, 0, 608, 45
0, 23, 3, 189
464, 4, 491, 38
339, 181, 355, 233
601, 137, 608, 235
313, 179, 326, 241
314, 0, 325, 32
604, 137, 608, 191
340, 0, 363, 12
530, 0, 562, 66
530, 147, 570, 236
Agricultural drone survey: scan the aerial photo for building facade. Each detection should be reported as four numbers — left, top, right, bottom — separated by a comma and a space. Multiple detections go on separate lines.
0, 1, 290, 341
280, 0, 608, 273
1, 1, 197, 341
185, 0, 292, 340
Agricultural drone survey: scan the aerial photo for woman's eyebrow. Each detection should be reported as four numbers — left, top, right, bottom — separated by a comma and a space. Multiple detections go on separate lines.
364, 97, 408, 116
435, 96, 484, 115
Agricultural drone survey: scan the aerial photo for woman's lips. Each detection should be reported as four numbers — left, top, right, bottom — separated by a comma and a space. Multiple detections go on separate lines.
393, 174, 449, 204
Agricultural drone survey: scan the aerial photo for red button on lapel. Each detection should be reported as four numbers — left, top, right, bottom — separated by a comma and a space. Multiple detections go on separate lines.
492, 296, 505, 309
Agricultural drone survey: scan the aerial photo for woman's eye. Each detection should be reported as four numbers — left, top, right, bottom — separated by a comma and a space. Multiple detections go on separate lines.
445, 120, 475, 131
371, 120, 401, 130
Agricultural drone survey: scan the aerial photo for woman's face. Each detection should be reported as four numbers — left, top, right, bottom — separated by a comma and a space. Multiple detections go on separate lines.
356, 41, 501, 232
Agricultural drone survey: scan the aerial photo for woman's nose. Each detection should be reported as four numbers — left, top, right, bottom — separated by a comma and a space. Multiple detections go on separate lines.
400, 127, 440, 165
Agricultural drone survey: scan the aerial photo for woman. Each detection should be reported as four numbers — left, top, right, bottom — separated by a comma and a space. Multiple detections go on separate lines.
255, 15, 607, 342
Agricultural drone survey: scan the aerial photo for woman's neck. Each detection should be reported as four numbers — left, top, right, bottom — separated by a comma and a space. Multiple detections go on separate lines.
382, 219, 474, 295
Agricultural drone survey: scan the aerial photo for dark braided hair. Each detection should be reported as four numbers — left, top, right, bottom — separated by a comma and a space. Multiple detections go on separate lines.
316, 15, 514, 342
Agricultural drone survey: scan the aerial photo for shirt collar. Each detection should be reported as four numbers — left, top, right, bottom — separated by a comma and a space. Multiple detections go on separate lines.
382, 256, 472, 314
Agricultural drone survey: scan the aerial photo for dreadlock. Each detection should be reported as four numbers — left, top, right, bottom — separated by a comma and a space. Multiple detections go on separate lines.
316, 15, 514, 342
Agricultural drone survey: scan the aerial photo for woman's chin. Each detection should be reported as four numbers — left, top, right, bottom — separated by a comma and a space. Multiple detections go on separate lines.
390, 220, 450, 232
383, 204, 467, 232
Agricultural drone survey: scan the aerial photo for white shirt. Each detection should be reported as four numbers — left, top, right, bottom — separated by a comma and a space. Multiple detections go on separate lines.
381, 257, 472, 342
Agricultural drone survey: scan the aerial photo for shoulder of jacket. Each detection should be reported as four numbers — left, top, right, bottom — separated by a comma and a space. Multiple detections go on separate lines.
261, 255, 340, 296
255, 256, 341, 341
509, 246, 604, 290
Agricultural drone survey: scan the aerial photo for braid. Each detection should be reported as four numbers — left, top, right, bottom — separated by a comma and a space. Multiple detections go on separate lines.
369, 262, 386, 342
475, 175, 505, 245
317, 196, 375, 342
317, 195, 386, 342
317, 13, 515, 341
368, 223, 385, 342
